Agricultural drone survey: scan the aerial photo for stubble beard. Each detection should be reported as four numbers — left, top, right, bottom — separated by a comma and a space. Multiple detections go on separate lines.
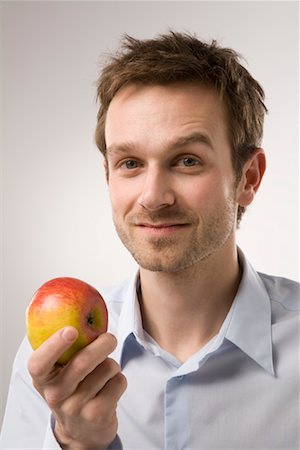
113, 192, 237, 273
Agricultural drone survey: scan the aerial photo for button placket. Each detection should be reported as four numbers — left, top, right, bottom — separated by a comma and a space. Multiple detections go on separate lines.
164, 376, 189, 450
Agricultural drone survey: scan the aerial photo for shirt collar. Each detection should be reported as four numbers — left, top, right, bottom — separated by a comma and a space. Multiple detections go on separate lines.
225, 248, 274, 375
113, 248, 274, 376
113, 271, 142, 364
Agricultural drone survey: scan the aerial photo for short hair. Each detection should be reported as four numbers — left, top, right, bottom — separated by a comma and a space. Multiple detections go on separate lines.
95, 31, 267, 223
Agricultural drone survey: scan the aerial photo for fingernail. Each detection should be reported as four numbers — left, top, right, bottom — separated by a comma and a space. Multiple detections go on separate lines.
62, 327, 78, 342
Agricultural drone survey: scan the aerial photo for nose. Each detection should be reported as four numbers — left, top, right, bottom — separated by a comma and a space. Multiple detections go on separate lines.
138, 167, 175, 211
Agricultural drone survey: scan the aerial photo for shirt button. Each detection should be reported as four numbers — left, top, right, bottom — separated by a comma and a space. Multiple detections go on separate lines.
176, 375, 184, 381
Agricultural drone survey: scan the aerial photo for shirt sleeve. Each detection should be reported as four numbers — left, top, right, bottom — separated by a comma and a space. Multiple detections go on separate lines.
107, 434, 123, 450
41, 415, 63, 449
0, 337, 52, 449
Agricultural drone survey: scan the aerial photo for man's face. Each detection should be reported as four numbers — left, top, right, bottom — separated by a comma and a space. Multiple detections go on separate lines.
105, 82, 239, 273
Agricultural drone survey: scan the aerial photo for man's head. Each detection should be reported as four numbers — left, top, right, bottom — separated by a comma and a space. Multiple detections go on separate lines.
95, 31, 267, 224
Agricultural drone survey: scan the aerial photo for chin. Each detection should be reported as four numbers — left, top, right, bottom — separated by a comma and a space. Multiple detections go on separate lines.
133, 252, 201, 274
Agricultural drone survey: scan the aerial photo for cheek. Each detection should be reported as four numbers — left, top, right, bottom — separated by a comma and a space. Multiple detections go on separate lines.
108, 179, 137, 215
180, 173, 232, 208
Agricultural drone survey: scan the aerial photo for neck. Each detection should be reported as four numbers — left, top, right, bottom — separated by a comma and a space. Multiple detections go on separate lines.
138, 242, 242, 363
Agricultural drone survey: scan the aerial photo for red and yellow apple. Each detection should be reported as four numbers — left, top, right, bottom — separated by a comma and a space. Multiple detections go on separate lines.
26, 277, 108, 364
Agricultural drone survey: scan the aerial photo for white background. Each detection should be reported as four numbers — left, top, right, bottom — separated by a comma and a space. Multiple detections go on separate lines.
1, 1, 299, 427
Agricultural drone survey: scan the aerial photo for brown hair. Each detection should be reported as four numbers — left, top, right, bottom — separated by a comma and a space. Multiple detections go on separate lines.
95, 31, 267, 223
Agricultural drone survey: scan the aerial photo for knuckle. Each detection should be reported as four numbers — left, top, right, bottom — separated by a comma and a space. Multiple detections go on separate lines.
102, 333, 117, 352
70, 355, 89, 377
62, 398, 81, 418
45, 387, 62, 409
84, 402, 113, 427
115, 372, 127, 394
81, 402, 98, 423
104, 358, 120, 375
96, 407, 109, 426
28, 357, 43, 379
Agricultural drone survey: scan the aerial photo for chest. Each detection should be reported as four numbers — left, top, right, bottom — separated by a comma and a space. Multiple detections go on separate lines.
117, 344, 299, 450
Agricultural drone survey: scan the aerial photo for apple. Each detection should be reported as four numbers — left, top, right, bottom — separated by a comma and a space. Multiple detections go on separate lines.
26, 277, 108, 365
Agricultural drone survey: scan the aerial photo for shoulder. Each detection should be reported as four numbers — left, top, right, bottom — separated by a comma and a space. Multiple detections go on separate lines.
257, 274, 300, 374
258, 272, 299, 311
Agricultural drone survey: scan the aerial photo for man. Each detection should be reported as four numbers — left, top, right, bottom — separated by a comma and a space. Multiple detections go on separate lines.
1, 31, 299, 450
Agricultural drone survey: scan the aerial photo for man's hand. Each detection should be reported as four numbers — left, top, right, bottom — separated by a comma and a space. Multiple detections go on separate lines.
28, 327, 127, 450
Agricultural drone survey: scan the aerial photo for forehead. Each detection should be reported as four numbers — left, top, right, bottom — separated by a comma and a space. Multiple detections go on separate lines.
105, 82, 229, 149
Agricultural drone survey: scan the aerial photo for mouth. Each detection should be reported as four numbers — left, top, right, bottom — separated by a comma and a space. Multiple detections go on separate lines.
138, 222, 186, 227
135, 222, 189, 236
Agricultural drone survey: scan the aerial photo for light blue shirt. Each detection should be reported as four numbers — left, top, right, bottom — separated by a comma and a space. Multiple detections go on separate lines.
1, 249, 299, 449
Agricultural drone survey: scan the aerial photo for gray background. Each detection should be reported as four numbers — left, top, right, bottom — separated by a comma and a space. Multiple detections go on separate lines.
1, 0, 299, 427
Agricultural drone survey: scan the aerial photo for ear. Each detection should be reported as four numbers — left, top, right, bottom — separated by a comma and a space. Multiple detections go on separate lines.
103, 159, 109, 183
236, 148, 266, 207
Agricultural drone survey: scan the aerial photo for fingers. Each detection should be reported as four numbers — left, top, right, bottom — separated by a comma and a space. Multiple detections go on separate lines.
28, 327, 78, 383
97, 371, 127, 406
28, 331, 118, 407
66, 333, 117, 381
72, 358, 121, 403
61, 359, 126, 416
51, 333, 117, 402
28, 329, 126, 450
81, 372, 127, 424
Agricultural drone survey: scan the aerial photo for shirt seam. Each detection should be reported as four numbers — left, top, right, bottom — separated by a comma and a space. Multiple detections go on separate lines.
270, 298, 299, 312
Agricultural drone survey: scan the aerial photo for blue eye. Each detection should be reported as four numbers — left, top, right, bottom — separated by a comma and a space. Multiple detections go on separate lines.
122, 160, 138, 169
181, 157, 200, 167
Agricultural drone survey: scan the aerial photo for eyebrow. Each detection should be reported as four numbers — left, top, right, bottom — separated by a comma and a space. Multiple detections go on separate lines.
106, 142, 137, 156
106, 131, 214, 156
171, 132, 214, 151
